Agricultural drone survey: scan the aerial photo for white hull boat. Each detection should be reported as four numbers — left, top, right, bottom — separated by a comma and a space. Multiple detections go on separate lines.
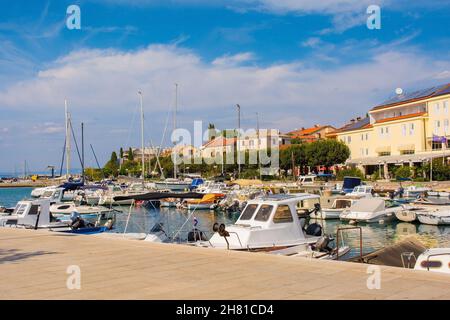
154, 179, 191, 191
395, 209, 418, 222
311, 197, 358, 220
340, 198, 402, 223
50, 202, 114, 216
414, 248, 450, 274
417, 211, 450, 225
195, 194, 335, 257
186, 203, 216, 210
397, 198, 450, 223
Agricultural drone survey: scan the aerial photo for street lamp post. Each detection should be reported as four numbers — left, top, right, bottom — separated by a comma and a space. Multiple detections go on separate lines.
236, 104, 241, 177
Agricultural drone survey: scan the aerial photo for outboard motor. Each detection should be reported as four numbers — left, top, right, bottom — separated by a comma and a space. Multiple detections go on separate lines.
305, 223, 323, 237
188, 229, 208, 241
312, 235, 333, 253
70, 211, 86, 230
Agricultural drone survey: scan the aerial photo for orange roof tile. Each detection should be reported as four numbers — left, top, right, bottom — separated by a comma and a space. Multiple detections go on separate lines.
288, 125, 335, 138
375, 112, 427, 124
202, 137, 236, 148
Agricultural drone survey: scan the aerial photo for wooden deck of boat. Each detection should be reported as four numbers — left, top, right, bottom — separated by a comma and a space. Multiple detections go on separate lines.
1, 228, 449, 300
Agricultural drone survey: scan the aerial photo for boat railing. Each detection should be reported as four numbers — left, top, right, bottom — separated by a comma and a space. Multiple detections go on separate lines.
335, 226, 363, 261
424, 253, 450, 271
400, 252, 417, 268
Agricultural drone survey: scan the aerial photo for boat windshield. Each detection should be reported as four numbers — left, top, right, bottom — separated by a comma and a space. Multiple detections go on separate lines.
254, 205, 273, 222
273, 205, 293, 223
13, 203, 28, 215
334, 199, 352, 209
239, 204, 258, 220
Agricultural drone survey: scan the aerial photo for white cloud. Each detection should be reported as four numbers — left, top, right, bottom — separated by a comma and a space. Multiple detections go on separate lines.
1, 44, 449, 132
31, 123, 64, 134
212, 52, 255, 66
434, 70, 450, 80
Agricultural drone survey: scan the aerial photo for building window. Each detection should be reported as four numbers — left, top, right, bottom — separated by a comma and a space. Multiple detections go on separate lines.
402, 124, 406, 136
365, 133, 369, 140
366, 148, 369, 156
347, 136, 351, 143
434, 120, 441, 135
379, 152, 391, 156
444, 101, 449, 114
432, 141, 443, 150
400, 150, 415, 155
434, 102, 440, 114
409, 123, 415, 135
361, 134, 364, 141
444, 119, 449, 135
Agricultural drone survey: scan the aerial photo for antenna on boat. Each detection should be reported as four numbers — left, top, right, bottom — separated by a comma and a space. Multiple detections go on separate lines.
65, 99, 71, 178
81, 122, 85, 182
236, 104, 241, 178
173, 83, 178, 180
138, 91, 145, 184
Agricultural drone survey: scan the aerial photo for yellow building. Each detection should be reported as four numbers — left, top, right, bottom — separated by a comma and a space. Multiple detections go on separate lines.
333, 83, 450, 178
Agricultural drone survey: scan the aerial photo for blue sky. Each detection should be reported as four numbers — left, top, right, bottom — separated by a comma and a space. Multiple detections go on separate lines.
0, 0, 450, 173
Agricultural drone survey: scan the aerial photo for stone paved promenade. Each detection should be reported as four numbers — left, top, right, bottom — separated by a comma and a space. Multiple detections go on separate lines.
1, 228, 449, 300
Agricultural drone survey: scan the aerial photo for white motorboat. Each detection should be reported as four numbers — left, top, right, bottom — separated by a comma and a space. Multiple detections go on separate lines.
154, 178, 192, 191
312, 197, 359, 219
345, 185, 374, 198
195, 181, 228, 194
414, 248, 450, 274
196, 194, 328, 251
404, 185, 431, 198
50, 202, 114, 217
0, 199, 69, 229
297, 175, 318, 185
31, 185, 58, 198
417, 211, 450, 225
395, 197, 450, 222
340, 198, 402, 223
427, 190, 450, 198
98, 184, 147, 206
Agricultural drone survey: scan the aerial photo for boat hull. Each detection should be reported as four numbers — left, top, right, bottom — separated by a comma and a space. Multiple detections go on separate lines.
310, 209, 342, 219
395, 210, 417, 222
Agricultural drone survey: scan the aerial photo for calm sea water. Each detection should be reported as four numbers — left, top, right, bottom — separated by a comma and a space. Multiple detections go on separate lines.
1, 187, 449, 258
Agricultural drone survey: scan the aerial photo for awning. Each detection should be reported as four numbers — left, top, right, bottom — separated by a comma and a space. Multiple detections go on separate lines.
347, 150, 450, 166
114, 192, 204, 201
397, 144, 415, 152
375, 146, 391, 153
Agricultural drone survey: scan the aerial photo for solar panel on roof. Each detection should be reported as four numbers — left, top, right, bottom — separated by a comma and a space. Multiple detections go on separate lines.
376, 83, 450, 108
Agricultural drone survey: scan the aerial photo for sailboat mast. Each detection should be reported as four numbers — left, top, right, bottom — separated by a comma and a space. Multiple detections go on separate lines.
139, 91, 145, 183
173, 83, 178, 179
65, 99, 71, 178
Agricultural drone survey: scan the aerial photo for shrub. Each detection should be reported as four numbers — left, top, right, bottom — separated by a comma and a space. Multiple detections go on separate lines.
394, 166, 412, 179
336, 167, 365, 181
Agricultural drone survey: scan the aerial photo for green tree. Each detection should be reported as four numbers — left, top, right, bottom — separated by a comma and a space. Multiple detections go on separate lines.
305, 140, 350, 169
103, 151, 119, 177
280, 144, 307, 171
394, 166, 413, 179
423, 160, 450, 181
128, 147, 134, 161
290, 137, 302, 144
119, 147, 124, 159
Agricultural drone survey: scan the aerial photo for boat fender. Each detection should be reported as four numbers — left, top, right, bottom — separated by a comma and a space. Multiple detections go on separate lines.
305, 223, 322, 236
